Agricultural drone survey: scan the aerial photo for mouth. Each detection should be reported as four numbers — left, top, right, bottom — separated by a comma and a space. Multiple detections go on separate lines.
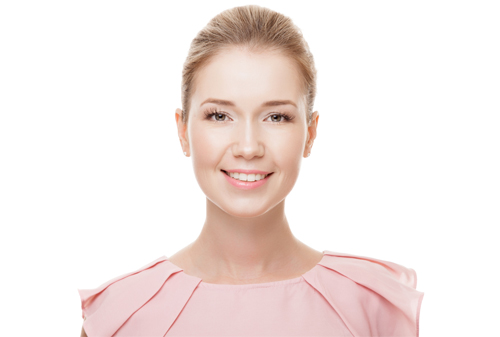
221, 170, 273, 189
221, 170, 274, 182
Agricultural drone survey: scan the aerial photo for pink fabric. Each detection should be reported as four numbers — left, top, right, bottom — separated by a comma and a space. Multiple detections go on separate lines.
78, 250, 424, 336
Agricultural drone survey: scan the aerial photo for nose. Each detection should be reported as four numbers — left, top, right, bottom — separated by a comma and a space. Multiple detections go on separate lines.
231, 120, 265, 160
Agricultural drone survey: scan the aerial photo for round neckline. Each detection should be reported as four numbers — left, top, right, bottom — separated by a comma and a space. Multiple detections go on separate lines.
166, 250, 327, 289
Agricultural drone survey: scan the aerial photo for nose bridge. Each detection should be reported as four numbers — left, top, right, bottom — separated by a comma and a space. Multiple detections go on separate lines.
232, 117, 263, 158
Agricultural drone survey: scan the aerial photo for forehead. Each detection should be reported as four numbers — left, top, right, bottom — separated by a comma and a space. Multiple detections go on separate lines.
191, 47, 305, 111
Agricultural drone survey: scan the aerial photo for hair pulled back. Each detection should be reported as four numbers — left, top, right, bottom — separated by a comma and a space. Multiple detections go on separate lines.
181, 5, 317, 125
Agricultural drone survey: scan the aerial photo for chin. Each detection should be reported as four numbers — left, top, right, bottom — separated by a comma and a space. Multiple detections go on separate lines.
212, 198, 277, 218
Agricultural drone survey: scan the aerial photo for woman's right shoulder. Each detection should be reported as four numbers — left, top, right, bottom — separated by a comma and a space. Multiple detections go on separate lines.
77, 256, 177, 337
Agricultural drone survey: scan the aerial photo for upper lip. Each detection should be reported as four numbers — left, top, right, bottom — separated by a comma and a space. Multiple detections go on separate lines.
222, 169, 273, 175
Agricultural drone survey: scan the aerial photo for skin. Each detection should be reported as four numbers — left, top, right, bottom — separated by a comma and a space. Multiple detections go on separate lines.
171, 47, 322, 284
79, 46, 320, 336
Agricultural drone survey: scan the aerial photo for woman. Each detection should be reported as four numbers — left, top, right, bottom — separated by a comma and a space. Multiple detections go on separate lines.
79, 5, 423, 337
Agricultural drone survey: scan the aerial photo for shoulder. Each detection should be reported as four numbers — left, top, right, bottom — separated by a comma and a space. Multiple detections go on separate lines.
320, 250, 419, 288
78, 256, 197, 337
304, 250, 424, 337
78, 256, 170, 318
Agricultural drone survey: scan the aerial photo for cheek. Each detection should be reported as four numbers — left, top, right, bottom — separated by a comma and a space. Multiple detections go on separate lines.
270, 129, 305, 176
191, 127, 218, 165
189, 124, 231, 183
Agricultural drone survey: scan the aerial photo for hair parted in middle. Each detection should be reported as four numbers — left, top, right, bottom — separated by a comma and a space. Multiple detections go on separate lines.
180, 5, 317, 126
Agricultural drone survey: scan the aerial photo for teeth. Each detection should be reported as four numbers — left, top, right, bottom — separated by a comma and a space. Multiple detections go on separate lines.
227, 171, 269, 182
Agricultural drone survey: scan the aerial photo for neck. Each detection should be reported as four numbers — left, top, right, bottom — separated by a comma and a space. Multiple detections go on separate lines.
187, 198, 304, 283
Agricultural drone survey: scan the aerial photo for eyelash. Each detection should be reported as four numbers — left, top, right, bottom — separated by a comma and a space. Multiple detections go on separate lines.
203, 107, 294, 124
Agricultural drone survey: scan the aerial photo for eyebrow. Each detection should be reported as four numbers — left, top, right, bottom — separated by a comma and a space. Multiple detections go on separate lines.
200, 98, 297, 108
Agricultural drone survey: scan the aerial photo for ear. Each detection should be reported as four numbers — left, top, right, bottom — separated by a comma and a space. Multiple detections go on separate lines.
175, 108, 190, 157
304, 111, 319, 157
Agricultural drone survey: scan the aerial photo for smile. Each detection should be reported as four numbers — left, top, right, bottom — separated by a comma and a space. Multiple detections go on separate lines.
221, 170, 273, 190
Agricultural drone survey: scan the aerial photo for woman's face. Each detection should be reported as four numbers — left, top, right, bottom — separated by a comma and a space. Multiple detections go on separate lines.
176, 47, 318, 218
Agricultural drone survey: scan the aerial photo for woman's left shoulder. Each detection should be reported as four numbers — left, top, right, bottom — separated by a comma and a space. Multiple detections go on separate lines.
320, 250, 420, 289
303, 250, 424, 337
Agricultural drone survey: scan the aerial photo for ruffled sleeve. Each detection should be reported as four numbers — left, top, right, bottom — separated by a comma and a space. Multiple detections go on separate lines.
303, 250, 424, 337
78, 256, 201, 337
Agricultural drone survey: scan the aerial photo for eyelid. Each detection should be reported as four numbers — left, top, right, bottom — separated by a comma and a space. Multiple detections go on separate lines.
204, 107, 293, 123
204, 107, 233, 122
264, 111, 295, 123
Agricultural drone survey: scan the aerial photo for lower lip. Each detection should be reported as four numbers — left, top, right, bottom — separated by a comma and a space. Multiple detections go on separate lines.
222, 171, 272, 190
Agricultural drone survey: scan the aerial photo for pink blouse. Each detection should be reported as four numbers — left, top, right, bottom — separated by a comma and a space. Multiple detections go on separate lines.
78, 250, 424, 336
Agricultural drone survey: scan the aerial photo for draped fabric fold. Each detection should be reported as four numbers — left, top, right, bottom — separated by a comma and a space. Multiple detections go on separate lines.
303, 251, 424, 337
78, 256, 201, 337
78, 251, 423, 336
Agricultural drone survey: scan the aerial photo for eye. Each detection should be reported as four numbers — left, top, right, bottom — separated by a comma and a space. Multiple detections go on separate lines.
204, 108, 231, 122
203, 109, 295, 124
266, 112, 294, 123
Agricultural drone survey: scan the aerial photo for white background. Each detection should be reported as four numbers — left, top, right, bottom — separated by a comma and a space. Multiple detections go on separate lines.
1, 1, 499, 336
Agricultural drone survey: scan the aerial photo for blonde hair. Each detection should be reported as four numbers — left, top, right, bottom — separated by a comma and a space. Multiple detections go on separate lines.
181, 5, 317, 125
